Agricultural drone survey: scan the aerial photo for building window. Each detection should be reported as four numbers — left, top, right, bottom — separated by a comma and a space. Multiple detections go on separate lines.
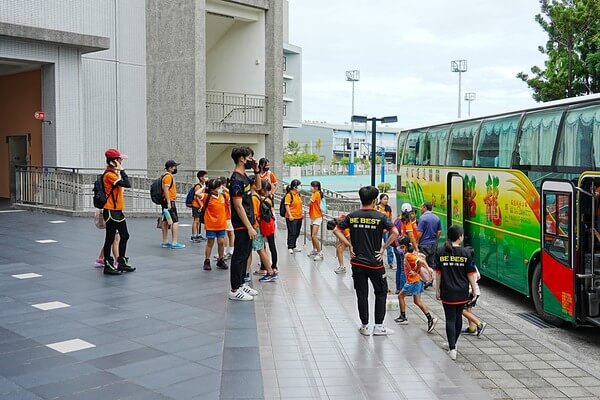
283, 56, 287, 71
283, 81, 287, 94
283, 104, 287, 117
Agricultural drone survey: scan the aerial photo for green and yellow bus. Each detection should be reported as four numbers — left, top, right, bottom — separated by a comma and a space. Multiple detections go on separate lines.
396, 94, 600, 327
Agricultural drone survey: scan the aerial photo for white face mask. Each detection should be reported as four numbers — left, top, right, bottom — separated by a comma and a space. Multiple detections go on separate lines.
217, 188, 223, 195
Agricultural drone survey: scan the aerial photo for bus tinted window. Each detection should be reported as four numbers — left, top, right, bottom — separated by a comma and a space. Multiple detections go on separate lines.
428, 127, 449, 165
447, 122, 480, 167
476, 115, 519, 168
397, 132, 408, 169
403, 132, 420, 165
517, 110, 563, 166
556, 105, 600, 168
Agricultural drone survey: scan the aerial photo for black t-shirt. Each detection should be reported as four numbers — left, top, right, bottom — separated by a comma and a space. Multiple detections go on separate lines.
433, 246, 476, 303
229, 171, 255, 229
336, 208, 396, 269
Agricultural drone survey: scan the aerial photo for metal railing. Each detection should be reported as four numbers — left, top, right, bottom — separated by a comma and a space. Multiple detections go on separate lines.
206, 91, 266, 124
280, 163, 397, 177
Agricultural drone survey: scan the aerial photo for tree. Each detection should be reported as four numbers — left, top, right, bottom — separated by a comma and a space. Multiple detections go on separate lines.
283, 153, 319, 166
315, 137, 323, 155
517, 0, 600, 101
286, 140, 300, 155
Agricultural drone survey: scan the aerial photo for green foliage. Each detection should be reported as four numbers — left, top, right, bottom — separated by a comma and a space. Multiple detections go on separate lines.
286, 140, 300, 155
315, 138, 323, 154
283, 152, 320, 166
518, 0, 600, 101
377, 182, 391, 193
338, 157, 350, 166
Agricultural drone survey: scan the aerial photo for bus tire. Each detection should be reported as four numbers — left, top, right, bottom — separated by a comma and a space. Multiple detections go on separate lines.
531, 262, 564, 326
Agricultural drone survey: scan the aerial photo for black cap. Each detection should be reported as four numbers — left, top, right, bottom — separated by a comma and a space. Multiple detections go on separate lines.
165, 160, 180, 169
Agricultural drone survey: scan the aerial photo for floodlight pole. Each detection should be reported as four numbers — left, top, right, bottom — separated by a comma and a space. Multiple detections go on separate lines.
451, 60, 468, 118
465, 92, 476, 117
346, 70, 360, 176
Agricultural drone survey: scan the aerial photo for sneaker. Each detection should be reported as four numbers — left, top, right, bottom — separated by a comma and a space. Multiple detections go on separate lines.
216, 258, 229, 270
259, 274, 277, 282
427, 317, 438, 333
394, 315, 408, 325
476, 322, 487, 337
190, 236, 198, 243
293, 248, 302, 252
313, 252, 324, 261
225, 252, 233, 260
288, 249, 294, 254
373, 325, 394, 336
334, 266, 346, 274
241, 284, 258, 296
448, 349, 457, 361
253, 269, 267, 276
103, 258, 121, 275
463, 327, 477, 335
228, 288, 253, 301
94, 258, 104, 268
171, 242, 186, 249
117, 257, 136, 272
244, 273, 251, 282
203, 259, 212, 271
161, 242, 171, 248
198, 235, 207, 241
307, 250, 317, 257
359, 325, 372, 336
424, 280, 434, 289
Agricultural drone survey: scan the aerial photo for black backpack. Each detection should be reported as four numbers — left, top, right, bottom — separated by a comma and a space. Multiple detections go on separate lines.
185, 184, 200, 208
257, 195, 273, 222
150, 173, 171, 205
92, 172, 112, 209
279, 192, 292, 218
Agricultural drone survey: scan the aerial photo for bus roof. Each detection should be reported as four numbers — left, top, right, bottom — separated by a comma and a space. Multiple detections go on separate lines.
401, 93, 600, 132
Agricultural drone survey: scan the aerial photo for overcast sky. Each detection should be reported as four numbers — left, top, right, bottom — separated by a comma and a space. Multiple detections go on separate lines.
288, 0, 548, 129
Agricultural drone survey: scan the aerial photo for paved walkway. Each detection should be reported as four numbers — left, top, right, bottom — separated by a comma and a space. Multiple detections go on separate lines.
2, 209, 595, 399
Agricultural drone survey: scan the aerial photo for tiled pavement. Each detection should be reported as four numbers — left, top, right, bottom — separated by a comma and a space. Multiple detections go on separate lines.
0, 210, 596, 399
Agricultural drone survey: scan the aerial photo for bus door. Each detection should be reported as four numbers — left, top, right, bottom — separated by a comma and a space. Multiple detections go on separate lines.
446, 172, 469, 245
540, 180, 575, 323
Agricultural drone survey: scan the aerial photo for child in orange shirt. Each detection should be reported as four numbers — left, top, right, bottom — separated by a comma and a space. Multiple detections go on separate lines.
250, 176, 278, 282
201, 178, 229, 271
308, 180, 324, 261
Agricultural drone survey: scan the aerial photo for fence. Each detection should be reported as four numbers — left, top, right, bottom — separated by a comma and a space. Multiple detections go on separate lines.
206, 91, 266, 124
280, 163, 397, 177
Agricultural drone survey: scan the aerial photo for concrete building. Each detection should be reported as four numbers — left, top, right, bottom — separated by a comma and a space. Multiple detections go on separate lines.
147, 0, 299, 174
0, 0, 146, 199
289, 122, 400, 165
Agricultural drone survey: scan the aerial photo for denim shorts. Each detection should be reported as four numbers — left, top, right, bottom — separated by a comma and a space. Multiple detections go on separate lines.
252, 226, 265, 251
401, 280, 424, 296
206, 230, 226, 239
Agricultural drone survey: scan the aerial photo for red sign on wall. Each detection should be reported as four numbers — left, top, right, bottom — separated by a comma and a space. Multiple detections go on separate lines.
34, 111, 45, 120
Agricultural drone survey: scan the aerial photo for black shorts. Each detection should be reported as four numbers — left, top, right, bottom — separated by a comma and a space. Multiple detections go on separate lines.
192, 207, 201, 219
161, 203, 179, 223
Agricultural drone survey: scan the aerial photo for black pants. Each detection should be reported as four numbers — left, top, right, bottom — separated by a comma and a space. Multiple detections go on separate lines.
103, 209, 130, 260
265, 233, 278, 269
351, 266, 388, 325
442, 302, 465, 350
231, 229, 252, 291
420, 243, 437, 268
286, 218, 302, 249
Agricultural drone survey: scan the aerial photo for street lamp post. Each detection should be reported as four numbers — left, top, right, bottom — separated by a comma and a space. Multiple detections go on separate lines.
351, 115, 398, 186
346, 70, 360, 176
451, 60, 468, 118
464, 92, 476, 117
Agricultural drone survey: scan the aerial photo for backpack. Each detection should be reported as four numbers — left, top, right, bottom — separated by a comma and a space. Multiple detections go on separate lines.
185, 184, 200, 208
417, 252, 434, 282
150, 173, 171, 205
92, 172, 111, 209
320, 194, 327, 214
256, 195, 273, 222
279, 192, 292, 218
197, 193, 211, 223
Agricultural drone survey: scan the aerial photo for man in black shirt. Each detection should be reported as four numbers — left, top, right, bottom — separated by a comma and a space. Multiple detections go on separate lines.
334, 186, 399, 336
228, 147, 260, 301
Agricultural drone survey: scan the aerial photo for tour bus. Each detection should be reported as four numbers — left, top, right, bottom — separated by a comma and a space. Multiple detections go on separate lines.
396, 94, 600, 327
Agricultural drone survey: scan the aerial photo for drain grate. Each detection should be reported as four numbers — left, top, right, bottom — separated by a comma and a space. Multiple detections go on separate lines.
515, 312, 556, 329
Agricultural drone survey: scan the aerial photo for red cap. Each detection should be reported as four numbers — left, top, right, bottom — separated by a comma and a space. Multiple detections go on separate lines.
105, 148, 128, 159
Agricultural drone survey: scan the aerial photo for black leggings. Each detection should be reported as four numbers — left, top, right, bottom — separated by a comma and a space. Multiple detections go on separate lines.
103, 210, 130, 260
286, 218, 302, 249
442, 303, 464, 350
265, 234, 278, 269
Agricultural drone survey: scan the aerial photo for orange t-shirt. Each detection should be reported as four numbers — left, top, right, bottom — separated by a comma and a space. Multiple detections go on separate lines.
223, 191, 231, 219
259, 171, 278, 187
191, 183, 203, 209
162, 173, 177, 201
404, 252, 421, 284
103, 170, 124, 210
203, 193, 227, 231
402, 219, 420, 241
251, 194, 261, 228
309, 191, 322, 219
284, 190, 303, 219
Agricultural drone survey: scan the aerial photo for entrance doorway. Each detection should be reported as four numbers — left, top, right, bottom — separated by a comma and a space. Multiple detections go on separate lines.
7, 135, 29, 202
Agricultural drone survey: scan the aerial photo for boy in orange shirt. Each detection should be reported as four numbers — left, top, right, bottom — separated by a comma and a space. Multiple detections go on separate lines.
201, 178, 229, 271
161, 160, 185, 249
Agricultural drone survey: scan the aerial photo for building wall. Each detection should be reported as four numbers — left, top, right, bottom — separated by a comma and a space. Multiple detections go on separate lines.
0, 70, 42, 198
286, 125, 334, 164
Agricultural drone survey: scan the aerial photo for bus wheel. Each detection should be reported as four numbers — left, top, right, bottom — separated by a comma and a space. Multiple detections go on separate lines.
531, 262, 564, 326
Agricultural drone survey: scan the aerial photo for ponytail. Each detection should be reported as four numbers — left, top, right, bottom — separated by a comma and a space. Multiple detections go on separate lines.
445, 224, 464, 253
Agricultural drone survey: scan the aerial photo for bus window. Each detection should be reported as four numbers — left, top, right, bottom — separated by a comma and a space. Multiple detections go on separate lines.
447, 122, 480, 167
476, 115, 519, 168
428, 127, 449, 165
517, 110, 563, 166
403, 132, 419, 165
556, 105, 600, 168
543, 192, 571, 264
397, 132, 408, 169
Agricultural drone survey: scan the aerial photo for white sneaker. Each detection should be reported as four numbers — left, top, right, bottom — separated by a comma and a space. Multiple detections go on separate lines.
334, 266, 346, 274
241, 284, 258, 296
288, 249, 294, 254
307, 250, 317, 257
373, 325, 394, 336
448, 349, 457, 360
359, 325, 372, 336
294, 248, 302, 252
228, 288, 253, 301
313, 252, 323, 261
